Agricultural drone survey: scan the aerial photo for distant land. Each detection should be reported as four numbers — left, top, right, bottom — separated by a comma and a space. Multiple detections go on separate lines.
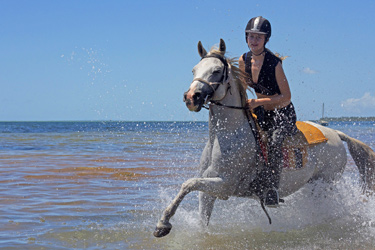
0, 117, 375, 123
316, 117, 375, 122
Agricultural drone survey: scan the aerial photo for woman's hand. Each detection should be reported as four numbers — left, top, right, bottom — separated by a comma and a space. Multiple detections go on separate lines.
246, 99, 260, 110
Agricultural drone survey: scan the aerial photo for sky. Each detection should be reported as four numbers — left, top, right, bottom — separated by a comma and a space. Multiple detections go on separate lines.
1, 0, 374, 121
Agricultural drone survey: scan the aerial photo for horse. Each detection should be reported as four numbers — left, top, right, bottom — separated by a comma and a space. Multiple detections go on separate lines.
153, 39, 375, 238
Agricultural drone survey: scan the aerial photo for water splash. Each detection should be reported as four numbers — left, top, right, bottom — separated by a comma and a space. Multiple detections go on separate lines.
153, 168, 375, 249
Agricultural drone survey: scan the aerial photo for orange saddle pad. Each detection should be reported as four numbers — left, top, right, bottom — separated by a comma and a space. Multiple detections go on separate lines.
295, 121, 328, 145
282, 121, 328, 169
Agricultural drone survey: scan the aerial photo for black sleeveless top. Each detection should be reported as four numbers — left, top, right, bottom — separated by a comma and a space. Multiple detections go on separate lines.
243, 49, 281, 96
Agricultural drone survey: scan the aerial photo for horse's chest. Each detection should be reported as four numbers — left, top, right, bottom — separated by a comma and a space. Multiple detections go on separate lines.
210, 131, 252, 160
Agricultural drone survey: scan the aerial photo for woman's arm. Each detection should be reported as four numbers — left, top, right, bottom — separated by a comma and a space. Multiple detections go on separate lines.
238, 54, 245, 73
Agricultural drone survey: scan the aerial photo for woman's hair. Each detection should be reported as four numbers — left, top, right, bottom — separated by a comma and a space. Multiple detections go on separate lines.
268, 49, 288, 61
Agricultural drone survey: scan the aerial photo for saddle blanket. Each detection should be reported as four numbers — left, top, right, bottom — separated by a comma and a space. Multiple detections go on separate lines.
294, 121, 328, 145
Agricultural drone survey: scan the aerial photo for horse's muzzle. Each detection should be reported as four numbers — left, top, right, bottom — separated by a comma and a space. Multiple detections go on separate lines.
183, 89, 206, 112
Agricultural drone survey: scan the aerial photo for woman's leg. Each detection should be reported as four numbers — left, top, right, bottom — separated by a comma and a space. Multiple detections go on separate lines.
264, 128, 284, 206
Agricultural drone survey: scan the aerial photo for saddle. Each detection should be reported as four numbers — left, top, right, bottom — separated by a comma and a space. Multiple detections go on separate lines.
247, 117, 328, 223
257, 121, 328, 170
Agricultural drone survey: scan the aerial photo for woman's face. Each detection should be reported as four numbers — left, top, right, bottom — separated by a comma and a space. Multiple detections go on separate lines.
247, 33, 266, 51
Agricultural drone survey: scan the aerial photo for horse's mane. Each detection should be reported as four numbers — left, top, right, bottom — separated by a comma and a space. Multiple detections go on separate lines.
208, 47, 249, 108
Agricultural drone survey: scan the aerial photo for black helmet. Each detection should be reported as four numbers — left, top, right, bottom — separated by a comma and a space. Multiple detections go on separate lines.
245, 16, 271, 43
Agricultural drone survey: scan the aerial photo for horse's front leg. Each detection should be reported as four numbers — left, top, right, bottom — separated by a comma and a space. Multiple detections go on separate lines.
153, 177, 226, 238
199, 191, 216, 227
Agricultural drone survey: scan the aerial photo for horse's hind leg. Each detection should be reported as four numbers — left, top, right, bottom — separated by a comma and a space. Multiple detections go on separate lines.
199, 191, 216, 227
336, 130, 375, 192
154, 177, 226, 237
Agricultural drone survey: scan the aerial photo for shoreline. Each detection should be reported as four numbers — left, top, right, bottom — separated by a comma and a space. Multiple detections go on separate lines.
1, 117, 375, 123
316, 117, 375, 122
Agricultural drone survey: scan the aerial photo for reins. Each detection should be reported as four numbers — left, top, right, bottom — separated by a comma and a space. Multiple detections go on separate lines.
207, 101, 246, 110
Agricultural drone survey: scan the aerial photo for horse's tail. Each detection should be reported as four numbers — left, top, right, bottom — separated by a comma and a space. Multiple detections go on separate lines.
336, 130, 375, 193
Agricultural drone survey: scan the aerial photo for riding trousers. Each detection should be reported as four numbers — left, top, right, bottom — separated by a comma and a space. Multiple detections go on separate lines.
255, 102, 298, 189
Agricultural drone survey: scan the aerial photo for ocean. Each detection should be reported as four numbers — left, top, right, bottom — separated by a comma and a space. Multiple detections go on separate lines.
1, 121, 375, 249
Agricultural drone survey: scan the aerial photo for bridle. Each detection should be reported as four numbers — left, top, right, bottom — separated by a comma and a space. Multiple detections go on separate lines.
191, 54, 246, 110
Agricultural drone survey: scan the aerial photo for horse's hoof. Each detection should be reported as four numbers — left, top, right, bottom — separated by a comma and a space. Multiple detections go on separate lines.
153, 221, 172, 238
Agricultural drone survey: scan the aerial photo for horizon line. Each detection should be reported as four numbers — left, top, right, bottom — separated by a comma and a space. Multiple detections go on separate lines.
1, 116, 375, 123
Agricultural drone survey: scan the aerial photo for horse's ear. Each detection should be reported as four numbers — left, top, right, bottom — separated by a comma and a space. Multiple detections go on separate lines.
219, 39, 226, 54
198, 41, 207, 58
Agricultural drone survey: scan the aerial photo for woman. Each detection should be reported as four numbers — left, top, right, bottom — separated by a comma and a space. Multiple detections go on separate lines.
239, 16, 298, 207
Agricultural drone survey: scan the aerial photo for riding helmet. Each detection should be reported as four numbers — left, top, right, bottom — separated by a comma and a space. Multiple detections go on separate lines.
245, 16, 271, 43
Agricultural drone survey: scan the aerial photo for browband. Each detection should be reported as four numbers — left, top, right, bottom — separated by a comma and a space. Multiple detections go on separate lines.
201, 54, 228, 67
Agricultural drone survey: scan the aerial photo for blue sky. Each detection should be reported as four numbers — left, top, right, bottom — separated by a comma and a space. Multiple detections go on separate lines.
1, 0, 374, 121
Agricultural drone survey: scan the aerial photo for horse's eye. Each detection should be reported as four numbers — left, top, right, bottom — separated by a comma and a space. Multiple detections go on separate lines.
213, 70, 221, 75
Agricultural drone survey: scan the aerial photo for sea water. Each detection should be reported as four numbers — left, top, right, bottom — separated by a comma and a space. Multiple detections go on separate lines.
0, 121, 375, 249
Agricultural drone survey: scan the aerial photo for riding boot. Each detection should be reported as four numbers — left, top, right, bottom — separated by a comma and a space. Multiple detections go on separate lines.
264, 142, 283, 207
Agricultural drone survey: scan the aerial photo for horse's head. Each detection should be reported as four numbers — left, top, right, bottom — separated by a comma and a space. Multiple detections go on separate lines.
183, 39, 231, 112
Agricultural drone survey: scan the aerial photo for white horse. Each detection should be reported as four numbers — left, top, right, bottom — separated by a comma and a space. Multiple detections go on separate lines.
153, 39, 375, 238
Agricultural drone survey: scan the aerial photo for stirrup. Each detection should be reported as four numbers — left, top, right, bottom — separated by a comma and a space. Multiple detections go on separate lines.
265, 188, 280, 207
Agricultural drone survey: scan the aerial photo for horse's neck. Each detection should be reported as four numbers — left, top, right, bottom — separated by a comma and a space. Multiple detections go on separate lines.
221, 79, 243, 108
209, 81, 248, 132
208, 79, 257, 172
